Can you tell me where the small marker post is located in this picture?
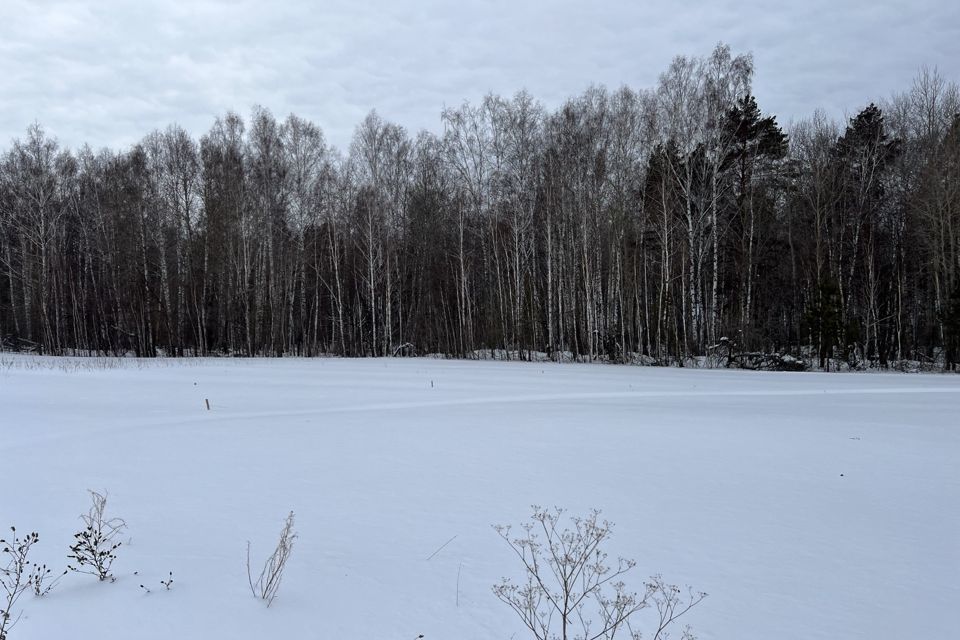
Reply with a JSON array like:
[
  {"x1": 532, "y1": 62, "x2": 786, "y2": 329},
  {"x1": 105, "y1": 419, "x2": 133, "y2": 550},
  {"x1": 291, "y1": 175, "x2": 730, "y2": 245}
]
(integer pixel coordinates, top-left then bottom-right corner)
[{"x1": 205, "y1": 398, "x2": 210, "y2": 411}]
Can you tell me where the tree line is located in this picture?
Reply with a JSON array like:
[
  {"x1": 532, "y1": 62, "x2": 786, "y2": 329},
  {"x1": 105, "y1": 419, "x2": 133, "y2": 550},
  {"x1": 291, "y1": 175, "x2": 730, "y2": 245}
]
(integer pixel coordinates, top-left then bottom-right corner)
[{"x1": 2, "y1": 45, "x2": 959, "y2": 369}]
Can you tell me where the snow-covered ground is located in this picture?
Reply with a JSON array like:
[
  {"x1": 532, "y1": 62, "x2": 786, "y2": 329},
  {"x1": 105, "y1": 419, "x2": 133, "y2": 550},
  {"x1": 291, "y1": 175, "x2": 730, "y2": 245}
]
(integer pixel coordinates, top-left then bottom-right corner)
[{"x1": 1, "y1": 356, "x2": 957, "y2": 640}]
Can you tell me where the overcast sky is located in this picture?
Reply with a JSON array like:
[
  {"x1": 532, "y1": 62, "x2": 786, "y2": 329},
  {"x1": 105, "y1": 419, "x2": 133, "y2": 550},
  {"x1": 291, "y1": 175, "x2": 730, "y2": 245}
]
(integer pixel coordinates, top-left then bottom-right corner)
[{"x1": 2, "y1": 0, "x2": 958, "y2": 152}]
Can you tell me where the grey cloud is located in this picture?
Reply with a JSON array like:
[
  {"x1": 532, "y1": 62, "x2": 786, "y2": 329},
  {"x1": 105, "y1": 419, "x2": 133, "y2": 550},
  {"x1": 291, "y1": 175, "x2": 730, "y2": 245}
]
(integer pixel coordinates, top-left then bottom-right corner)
[{"x1": 2, "y1": 0, "x2": 957, "y2": 152}]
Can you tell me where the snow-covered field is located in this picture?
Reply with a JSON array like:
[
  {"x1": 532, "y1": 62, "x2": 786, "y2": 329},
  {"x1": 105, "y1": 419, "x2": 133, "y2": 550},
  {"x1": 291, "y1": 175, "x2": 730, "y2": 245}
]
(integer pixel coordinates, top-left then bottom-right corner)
[{"x1": 1, "y1": 356, "x2": 958, "y2": 640}]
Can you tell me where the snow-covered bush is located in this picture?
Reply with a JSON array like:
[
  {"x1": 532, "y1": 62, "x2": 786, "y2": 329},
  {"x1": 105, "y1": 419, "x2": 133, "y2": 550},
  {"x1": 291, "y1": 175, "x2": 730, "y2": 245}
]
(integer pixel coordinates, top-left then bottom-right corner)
[
  {"x1": 493, "y1": 507, "x2": 706, "y2": 640},
  {"x1": 67, "y1": 491, "x2": 127, "y2": 582}
]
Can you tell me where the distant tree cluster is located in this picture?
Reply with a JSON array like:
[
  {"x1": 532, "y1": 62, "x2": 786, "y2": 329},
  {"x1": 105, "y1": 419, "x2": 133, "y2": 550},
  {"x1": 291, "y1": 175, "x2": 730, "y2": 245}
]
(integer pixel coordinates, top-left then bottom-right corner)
[{"x1": 1, "y1": 45, "x2": 958, "y2": 368}]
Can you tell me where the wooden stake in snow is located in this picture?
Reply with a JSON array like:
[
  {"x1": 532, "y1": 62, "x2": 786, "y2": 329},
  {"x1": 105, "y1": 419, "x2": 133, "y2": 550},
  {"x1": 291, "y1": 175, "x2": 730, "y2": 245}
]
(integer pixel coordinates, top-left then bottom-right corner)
[{"x1": 205, "y1": 399, "x2": 210, "y2": 411}]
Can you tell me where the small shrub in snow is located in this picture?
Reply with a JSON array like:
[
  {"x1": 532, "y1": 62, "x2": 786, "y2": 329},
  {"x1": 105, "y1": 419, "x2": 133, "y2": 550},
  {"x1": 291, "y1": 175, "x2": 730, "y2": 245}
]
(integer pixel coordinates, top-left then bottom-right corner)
[
  {"x1": 67, "y1": 490, "x2": 127, "y2": 582},
  {"x1": 138, "y1": 571, "x2": 173, "y2": 595},
  {"x1": 161, "y1": 571, "x2": 174, "y2": 590},
  {"x1": 1, "y1": 527, "x2": 38, "y2": 640},
  {"x1": 493, "y1": 507, "x2": 706, "y2": 640},
  {"x1": 28, "y1": 562, "x2": 66, "y2": 597},
  {"x1": 247, "y1": 511, "x2": 297, "y2": 606}
]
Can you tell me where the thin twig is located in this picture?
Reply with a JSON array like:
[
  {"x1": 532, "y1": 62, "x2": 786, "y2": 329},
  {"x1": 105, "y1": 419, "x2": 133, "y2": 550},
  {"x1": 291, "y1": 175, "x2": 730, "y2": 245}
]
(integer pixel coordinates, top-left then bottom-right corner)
[{"x1": 425, "y1": 535, "x2": 458, "y2": 561}]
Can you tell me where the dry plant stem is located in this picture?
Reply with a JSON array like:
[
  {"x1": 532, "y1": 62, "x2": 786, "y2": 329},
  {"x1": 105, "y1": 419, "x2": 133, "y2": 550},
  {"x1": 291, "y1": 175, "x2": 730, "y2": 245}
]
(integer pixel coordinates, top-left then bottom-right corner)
[
  {"x1": 493, "y1": 507, "x2": 707, "y2": 640},
  {"x1": 67, "y1": 490, "x2": 127, "y2": 581},
  {"x1": 161, "y1": 572, "x2": 174, "y2": 590},
  {"x1": 247, "y1": 511, "x2": 297, "y2": 607},
  {"x1": 29, "y1": 563, "x2": 67, "y2": 597},
  {"x1": 1, "y1": 528, "x2": 38, "y2": 640},
  {"x1": 646, "y1": 576, "x2": 708, "y2": 640}
]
